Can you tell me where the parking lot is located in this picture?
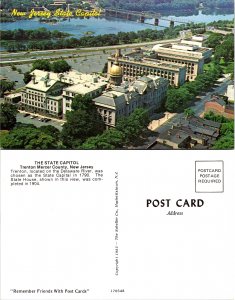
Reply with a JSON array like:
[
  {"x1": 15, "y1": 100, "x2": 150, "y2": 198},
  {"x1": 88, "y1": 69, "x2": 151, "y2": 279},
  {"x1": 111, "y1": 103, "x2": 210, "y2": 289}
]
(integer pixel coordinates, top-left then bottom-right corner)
[{"x1": 17, "y1": 111, "x2": 65, "y2": 131}]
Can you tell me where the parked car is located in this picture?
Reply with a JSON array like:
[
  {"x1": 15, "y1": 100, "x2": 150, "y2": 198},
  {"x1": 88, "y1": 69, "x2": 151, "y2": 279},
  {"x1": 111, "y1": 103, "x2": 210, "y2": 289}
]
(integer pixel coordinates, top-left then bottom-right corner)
[{"x1": 23, "y1": 113, "x2": 30, "y2": 117}]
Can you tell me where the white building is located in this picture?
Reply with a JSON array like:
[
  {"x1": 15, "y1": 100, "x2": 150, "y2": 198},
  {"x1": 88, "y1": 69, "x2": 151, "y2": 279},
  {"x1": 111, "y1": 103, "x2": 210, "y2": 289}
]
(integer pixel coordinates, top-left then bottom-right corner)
[
  {"x1": 21, "y1": 70, "x2": 65, "y2": 117},
  {"x1": 62, "y1": 72, "x2": 107, "y2": 117},
  {"x1": 152, "y1": 42, "x2": 212, "y2": 81},
  {"x1": 4, "y1": 92, "x2": 21, "y2": 104},
  {"x1": 20, "y1": 69, "x2": 107, "y2": 118},
  {"x1": 93, "y1": 75, "x2": 168, "y2": 127}
]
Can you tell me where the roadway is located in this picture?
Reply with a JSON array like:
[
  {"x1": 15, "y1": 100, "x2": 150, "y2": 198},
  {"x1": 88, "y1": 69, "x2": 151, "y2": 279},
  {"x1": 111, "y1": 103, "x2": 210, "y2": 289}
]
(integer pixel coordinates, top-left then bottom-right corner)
[
  {"x1": 0, "y1": 38, "x2": 180, "y2": 64},
  {"x1": 209, "y1": 28, "x2": 234, "y2": 35}
]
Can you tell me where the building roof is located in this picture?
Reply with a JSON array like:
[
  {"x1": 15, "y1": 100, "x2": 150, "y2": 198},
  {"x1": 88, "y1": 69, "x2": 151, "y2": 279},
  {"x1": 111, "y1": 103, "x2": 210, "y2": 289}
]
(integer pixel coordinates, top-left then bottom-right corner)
[
  {"x1": 64, "y1": 81, "x2": 107, "y2": 94},
  {"x1": 155, "y1": 43, "x2": 211, "y2": 53},
  {"x1": 28, "y1": 69, "x2": 107, "y2": 94},
  {"x1": 47, "y1": 95, "x2": 63, "y2": 101},
  {"x1": 152, "y1": 43, "x2": 212, "y2": 59},
  {"x1": 189, "y1": 124, "x2": 218, "y2": 137},
  {"x1": 192, "y1": 34, "x2": 209, "y2": 41},
  {"x1": 26, "y1": 76, "x2": 60, "y2": 92},
  {"x1": 31, "y1": 69, "x2": 107, "y2": 86},
  {"x1": 93, "y1": 75, "x2": 167, "y2": 109},
  {"x1": 192, "y1": 144, "x2": 209, "y2": 149},
  {"x1": 158, "y1": 128, "x2": 190, "y2": 145},
  {"x1": 188, "y1": 116, "x2": 221, "y2": 129},
  {"x1": 110, "y1": 53, "x2": 186, "y2": 71},
  {"x1": 4, "y1": 92, "x2": 21, "y2": 98},
  {"x1": 93, "y1": 91, "x2": 127, "y2": 109}
]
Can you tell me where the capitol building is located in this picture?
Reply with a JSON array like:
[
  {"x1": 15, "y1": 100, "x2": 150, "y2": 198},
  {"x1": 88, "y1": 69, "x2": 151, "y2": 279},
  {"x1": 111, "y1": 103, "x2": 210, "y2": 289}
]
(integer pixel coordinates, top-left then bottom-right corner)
[{"x1": 19, "y1": 61, "x2": 168, "y2": 128}]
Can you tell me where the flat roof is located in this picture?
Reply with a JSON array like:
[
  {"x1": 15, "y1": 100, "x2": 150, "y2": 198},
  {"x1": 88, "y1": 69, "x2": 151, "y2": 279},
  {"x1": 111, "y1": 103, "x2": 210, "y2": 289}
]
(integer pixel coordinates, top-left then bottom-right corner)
[
  {"x1": 159, "y1": 43, "x2": 211, "y2": 53},
  {"x1": 31, "y1": 69, "x2": 107, "y2": 86},
  {"x1": 64, "y1": 81, "x2": 107, "y2": 94},
  {"x1": 4, "y1": 92, "x2": 21, "y2": 98},
  {"x1": 158, "y1": 128, "x2": 190, "y2": 144},
  {"x1": 109, "y1": 56, "x2": 185, "y2": 71},
  {"x1": 188, "y1": 116, "x2": 221, "y2": 129}
]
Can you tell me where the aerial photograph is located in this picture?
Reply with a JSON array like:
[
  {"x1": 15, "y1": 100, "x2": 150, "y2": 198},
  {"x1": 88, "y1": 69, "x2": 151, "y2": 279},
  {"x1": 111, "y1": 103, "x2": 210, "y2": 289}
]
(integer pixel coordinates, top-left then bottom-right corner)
[{"x1": 0, "y1": 0, "x2": 234, "y2": 149}]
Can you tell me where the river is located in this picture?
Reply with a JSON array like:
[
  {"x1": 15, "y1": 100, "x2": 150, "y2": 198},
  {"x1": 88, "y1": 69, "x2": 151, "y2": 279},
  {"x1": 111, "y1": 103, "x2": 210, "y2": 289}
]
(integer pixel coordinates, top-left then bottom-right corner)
[{"x1": 0, "y1": 9, "x2": 233, "y2": 38}]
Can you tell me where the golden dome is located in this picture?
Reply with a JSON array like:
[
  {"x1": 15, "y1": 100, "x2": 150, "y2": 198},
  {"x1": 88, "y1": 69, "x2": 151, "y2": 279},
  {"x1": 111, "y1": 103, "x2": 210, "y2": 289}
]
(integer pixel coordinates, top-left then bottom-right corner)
[{"x1": 110, "y1": 63, "x2": 122, "y2": 76}]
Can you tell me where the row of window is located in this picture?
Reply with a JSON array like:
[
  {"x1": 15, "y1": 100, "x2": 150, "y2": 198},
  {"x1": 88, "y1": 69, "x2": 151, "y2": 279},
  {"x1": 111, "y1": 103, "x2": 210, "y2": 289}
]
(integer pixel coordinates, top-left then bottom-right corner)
[
  {"x1": 64, "y1": 89, "x2": 102, "y2": 98},
  {"x1": 23, "y1": 97, "x2": 57, "y2": 106},
  {"x1": 23, "y1": 101, "x2": 44, "y2": 108},
  {"x1": 120, "y1": 65, "x2": 176, "y2": 76},
  {"x1": 25, "y1": 95, "x2": 45, "y2": 101},
  {"x1": 102, "y1": 116, "x2": 112, "y2": 124},
  {"x1": 26, "y1": 90, "x2": 44, "y2": 96},
  {"x1": 123, "y1": 69, "x2": 175, "y2": 76}
]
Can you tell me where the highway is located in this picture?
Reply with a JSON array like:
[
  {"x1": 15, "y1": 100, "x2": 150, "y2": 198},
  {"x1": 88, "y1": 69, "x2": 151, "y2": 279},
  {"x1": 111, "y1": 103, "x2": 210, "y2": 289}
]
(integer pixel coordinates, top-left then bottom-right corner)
[{"x1": 0, "y1": 38, "x2": 180, "y2": 64}]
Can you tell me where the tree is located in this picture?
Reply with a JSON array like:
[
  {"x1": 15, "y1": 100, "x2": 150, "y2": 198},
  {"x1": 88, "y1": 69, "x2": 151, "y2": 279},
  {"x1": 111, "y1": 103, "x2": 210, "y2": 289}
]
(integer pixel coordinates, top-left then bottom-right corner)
[
  {"x1": 220, "y1": 121, "x2": 234, "y2": 136},
  {"x1": 51, "y1": 60, "x2": 71, "y2": 73},
  {"x1": 71, "y1": 94, "x2": 94, "y2": 111},
  {"x1": 1, "y1": 125, "x2": 59, "y2": 149},
  {"x1": 204, "y1": 111, "x2": 228, "y2": 123},
  {"x1": 204, "y1": 112, "x2": 234, "y2": 149},
  {"x1": 40, "y1": 125, "x2": 60, "y2": 139},
  {"x1": 61, "y1": 94, "x2": 105, "y2": 148},
  {"x1": 31, "y1": 59, "x2": 51, "y2": 71},
  {"x1": 213, "y1": 134, "x2": 234, "y2": 149},
  {"x1": 165, "y1": 87, "x2": 192, "y2": 112},
  {"x1": 0, "y1": 103, "x2": 17, "y2": 130},
  {"x1": 214, "y1": 34, "x2": 234, "y2": 63},
  {"x1": 0, "y1": 80, "x2": 15, "y2": 97},
  {"x1": 81, "y1": 128, "x2": 125, "y2": 149},
  {"x1": 184, "y1": 108, "x2": 195, "y2": 118},
  {"x1": 116, "y1": 108, "x2": 149, "y2": 143},
  {"x1": 205, "y1": 33, "x2": 224, "y2": 48},
  {"x1": 184, "y1": 80, "x2": 203, "y2": 96}
]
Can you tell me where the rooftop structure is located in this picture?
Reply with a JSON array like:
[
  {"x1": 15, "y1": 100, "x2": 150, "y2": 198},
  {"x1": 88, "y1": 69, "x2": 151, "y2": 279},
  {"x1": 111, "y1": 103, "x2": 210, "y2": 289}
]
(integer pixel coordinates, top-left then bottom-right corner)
[
  {"x1": 192, "y1": 34, "x2": 209, "y2": 42},
  {"x1": 180, "y1": 35, "x2": 209, "y2": 47}
]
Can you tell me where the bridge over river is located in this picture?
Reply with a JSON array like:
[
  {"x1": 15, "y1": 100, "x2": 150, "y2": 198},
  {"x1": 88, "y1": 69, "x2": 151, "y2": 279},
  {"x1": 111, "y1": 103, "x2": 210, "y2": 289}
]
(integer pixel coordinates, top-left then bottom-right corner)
[{"x1": 104, "y1": 8, "x2": 194, "y2": 27}]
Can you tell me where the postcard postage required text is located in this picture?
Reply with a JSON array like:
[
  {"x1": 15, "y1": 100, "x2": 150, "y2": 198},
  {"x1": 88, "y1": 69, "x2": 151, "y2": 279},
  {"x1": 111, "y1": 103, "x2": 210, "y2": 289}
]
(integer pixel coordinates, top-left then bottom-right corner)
[{"x1": 195, "y1": 160, "x2": 224, "y2": 193}]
